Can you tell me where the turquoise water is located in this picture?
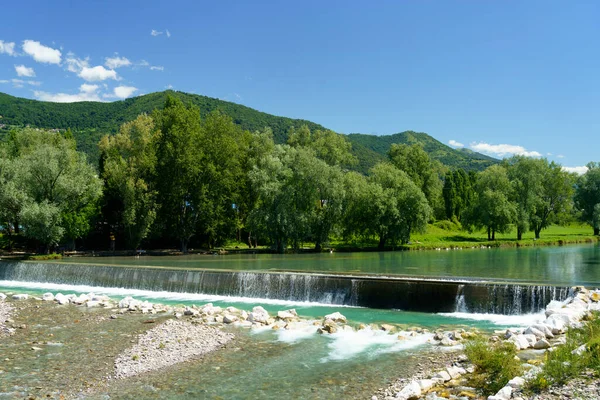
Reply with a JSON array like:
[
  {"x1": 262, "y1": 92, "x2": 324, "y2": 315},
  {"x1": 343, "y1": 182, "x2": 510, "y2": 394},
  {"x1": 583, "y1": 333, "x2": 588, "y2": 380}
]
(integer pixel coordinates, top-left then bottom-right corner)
[{"x1": 43, "y1": 243, "x2": 600, "y2": 285}]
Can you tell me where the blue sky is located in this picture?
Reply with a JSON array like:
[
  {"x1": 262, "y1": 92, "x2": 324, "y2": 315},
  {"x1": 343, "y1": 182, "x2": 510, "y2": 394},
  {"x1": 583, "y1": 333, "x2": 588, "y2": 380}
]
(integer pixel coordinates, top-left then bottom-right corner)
[{"x1": 0, "y1": 1, "x2": 598, "y2": 172}]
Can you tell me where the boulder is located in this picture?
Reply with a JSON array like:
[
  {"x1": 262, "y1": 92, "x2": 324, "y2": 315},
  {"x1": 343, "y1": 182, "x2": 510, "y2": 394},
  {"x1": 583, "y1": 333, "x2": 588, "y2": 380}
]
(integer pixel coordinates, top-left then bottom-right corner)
[
  {"x1": 533, "y1": 339, "x2": 551, "y2": 349},
  {"x1": 508, "y1": 334, "x2": 530, "y2": 350},
  {"x1": 118, "y1": 296, "x2": 134, "y2": 308},
  {"x1": 488, "y1": 386, "x2": 512, "y2": 400},
  {"x1": 223, "y1": 314, "x2": 238, "y2": 324},
  {"x1": 183, "y1": 306, "x2": 199, "y2": 316},
  {"x1": 507, "y1": 376, "x2": 526, "y2": 389},
  {"x1": 523, "y1": 334, "x2": 537, "y2": 347},
  {"x1": 395, "y1": 380, "x2": 421, "y2": 400},
  {"x1": 226, "y1": 306, "x2": 239, "y2": 314},
  {"x1": 71, "y1": 294, "x2": 89, "y2": 305},
  {"x1": 277, "y1": 310, "x2": 297, "y2": 321},
  {"x1": 12, "y1": 294, "x2": 28, "y2": 300},
  {"x1": 523, "y1": 326, "x2": 545, "y2": 340},
  {"x1": 432, "y1": 370, "x2": 452, "y2": 382},
  {"x1": 42, "y1": 293, "x2": 55, "y2": 301},
  {"x1": 381, "y1": 324, "x2": 396, "y2": 332},
  {"x1": 55, "y1": 293, "x2": 69, "y2": 305},
  {"x1": 0, "y1": 293, "x2": 6, "y2": 300},
  {"x1": 447, "y1": 366, "x2": 466, "y2": 379},
  {"x1": 440, "y1": 337, "x2": 457, "y2": 346},
  {"x1": 324, "y1": 312, "x2": 346, "y2": 323},
  {"x1": 248, "y1": 306, "x2": 270, "y2": 324},
  {"x1": 531, "y1": 324, "x2": 554, "y2": 339},
  {"x1": 86, "y1": 300, "x2": 101, "y2": 308},
  {"x1": 418, "y1": 379, "x2": 435, "y2": 392}
]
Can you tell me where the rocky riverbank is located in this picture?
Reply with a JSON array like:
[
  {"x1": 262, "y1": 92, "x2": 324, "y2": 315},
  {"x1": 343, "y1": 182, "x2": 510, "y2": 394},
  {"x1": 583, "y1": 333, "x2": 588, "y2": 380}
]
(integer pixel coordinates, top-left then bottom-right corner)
[
  {"x1": 114, "y1": 318, "x2": 234, "y2": 378},
  {"x1": 0, "y1": 293, "x2": 15, "y2": 337},
  {"x1": 375, "y1": 286, "x2": 600, "y2": 400}
]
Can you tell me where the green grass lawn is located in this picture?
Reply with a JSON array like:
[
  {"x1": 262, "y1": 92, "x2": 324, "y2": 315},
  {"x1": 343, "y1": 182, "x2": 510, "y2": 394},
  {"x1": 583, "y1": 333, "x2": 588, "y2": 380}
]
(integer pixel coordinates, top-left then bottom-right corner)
[{"x1": 408, "y1": 223, "x2": 597, "y2": 250}]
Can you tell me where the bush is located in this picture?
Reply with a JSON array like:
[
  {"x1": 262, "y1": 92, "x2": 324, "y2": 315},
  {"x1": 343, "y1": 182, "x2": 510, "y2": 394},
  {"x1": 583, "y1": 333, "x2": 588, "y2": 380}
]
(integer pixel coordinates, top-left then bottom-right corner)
[
  {"x1": 433, "y1": 219, "x2": 461, "y2": 231},
  {"x1": 28, "y1": 253, "x2": 63, "y2": 260},
  {"x1": 465, "y1": 339, "x2": 522, "y2": 395}
]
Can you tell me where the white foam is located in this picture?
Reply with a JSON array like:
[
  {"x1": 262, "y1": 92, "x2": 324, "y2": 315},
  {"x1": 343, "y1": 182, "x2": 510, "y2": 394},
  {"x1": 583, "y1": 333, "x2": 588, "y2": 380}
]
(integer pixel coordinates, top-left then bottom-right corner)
[
  {"x1": 275, "y1": 323, "x2": 319, "y2": 344},
  {"x1": 321, "y1": 328, "x2": 432, "y2": 362},
  {"x1": 438, "y1": 311, "x2": 546, "y2": 326},
  {"x1": 0, "y1": 280, "x2": 358, "y2": 308}
]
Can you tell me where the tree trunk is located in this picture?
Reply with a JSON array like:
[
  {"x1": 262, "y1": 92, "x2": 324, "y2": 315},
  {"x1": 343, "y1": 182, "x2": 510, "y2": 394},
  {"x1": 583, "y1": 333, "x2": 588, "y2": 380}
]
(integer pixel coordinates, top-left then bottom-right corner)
[
  {"x1": 595, "y1": 227, "x2": 599, "y2": 236},
  {"x1": 535, "y1": 228, "x2": 541, "y2": 239},
  {"x1": 378, "y1": 235, "x2": 386, "y2": 251},
  {"x1": 487, "y1": 226, "x2": 491, "y2": 241},
  {"x1": 517, "y1": 229, "x2": 522, "y2": 241},
  {"x1": 180, "y1": 239, "x2": 188, "y2": 254},
  {"x1": 492, "y1": 229, "x2": 496, "y2": 241},
  {"x1": 315, "y1": 240, "x2": 322, "y2": 252},
  {"x1": 247, "y1": 232, "x2": 253, "y2": 248}
]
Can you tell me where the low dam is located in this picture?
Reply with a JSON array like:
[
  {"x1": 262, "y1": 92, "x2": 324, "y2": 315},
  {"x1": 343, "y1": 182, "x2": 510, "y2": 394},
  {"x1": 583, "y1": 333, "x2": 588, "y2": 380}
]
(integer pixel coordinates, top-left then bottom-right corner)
[{"x1": 0, "y1": 261, "x2": 573, "y2": 314}]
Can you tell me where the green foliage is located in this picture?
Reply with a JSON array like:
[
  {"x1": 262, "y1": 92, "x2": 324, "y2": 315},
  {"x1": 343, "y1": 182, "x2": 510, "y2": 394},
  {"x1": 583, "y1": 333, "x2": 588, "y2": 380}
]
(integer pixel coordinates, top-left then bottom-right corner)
[
  {"x1": 464, "y1": 165, "x2": 516, "y2": 240},
  {"x1": 575, "y1": 162, "x2": 600, "y2": 235},
  {"x1": 465, "y1": 338, "x2": 522, "y2": 395},
  {"x1": 288, "y1": 125, "x2": 357, "y2": 167},
  {"x1": 28, "y1": 253, "x2": 63, "y2": 260},
  {"x1": 443, "y1": 169, "x2": 476, "y2": 221},
  {"x1": 343, "y1": 163, "x2": 431, "y2": 250},
  {"x1": 0, "y1": 91, "x2": 497, "y2": 174}
]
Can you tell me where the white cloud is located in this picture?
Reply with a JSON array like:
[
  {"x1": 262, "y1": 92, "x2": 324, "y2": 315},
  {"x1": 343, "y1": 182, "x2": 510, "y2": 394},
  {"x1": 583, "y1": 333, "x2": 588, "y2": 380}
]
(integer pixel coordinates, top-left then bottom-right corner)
[
  {"x1": 0, "y1": 40, "x2": 16, "y2": 56},
  {"x1": 22, "y1": 40, "x2": 62, "y2": 64},
  {"x1": 469, "y1": 142, "x2": 542, "y2": 158},
  {"x1": 113, "y1": 85, "x2": 137, "y2": 99},
  {"x1": 11, "y1": 79, "x2": 24, "y2": 88},
  {"x1": 165, "y1": 84, "x2": 173, "y2": 89},
  {"x1": 150, "y1": 65, "x2": 164, "y2": 71},
  {"x1": 151, "y1": 29, "x2": 163, "y2": 36},
  {"x1": 547, "y1": 152, "x2": 552, "y2": 156},
  {"x1": 65, "y1": 53, "x2": 89, "y2": 73},
  {"x1": 25, "y1": 80, "x2": 41, "y2": 86},
  {"x1": 138, "y1": 60, "x2": 150, "y2": 67},
  {"x1": 105, "y1": 56, "x2": 131, "y2": 69},
  {"x1": 448, "y1": 140, "x2": 464, "y2": 148},
  {"x1": 557, "y1": 154, "x2": 565, "y2": 159},
  {"x1": 15, "y1": 64, "x2": 35, "y2": 77},
  {"x1": 166, "y1": 29, "x2": 171, "y2": 38},
  {"x1": 79, "y1": 65, "x2": 118, "y2": 82},
  {"x1": 562, "y1": 166, "x2": 588, "y2": 175},
  {"x1": 80, "y1": 83, "x2": 99, "y2": 93},
  {"x1": 34, "y1": 84, "x2": 103, "y2": 103},
  {"x1": 0, "y1": 80, "x2": 9, "y2": 84}
]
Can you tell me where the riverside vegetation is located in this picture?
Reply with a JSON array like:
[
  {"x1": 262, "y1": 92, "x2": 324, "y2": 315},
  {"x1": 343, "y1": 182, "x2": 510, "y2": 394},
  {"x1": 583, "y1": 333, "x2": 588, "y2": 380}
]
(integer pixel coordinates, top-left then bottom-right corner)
[{"x1": 1, "y1": 94, "x2": 600, "y2": 255}]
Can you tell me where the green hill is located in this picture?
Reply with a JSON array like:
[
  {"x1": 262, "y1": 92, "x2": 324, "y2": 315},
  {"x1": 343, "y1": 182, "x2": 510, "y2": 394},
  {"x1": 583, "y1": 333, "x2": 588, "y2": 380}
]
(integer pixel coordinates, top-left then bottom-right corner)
[{"x1": 0, "y1": 91, "x2": 497, "y2": 172}]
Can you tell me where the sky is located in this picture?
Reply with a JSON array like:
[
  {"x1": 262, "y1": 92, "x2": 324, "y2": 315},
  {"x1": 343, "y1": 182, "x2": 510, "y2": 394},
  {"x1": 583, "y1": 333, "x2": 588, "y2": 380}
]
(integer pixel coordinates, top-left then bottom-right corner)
[{"x1": 0, "y1": 1, "x2": 598, "y2": 173}]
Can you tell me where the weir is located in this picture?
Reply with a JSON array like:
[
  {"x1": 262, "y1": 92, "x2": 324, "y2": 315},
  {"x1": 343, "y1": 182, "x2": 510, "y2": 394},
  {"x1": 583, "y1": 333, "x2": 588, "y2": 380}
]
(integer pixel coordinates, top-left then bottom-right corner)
[{"x1": 0, "y1": 261, "x2": 573, "y2": 314}]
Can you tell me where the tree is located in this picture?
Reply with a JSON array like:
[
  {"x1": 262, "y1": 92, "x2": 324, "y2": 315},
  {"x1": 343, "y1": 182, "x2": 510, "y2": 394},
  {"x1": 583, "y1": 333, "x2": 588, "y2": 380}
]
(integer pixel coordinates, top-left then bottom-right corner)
[
  {"x1": 465, "y1": 165, "x2": 516, "y2": 240},
  {"x1": 153, "y1": 96, "x2": 204, "y2": 253},
  {"x1": 344, "y1": 163, "x2": 431, "y2": 250},
  {"x1": 530, "y1": 162, "x2": 574, "y2": 239},
  {"x1": 2, "y1": 128, "x2": 102, "y2": 252},
  {"x1": 288, "y1": 125, "x2": 357, "y2": 167},
  {"x1": 442, "y1": 168, "x2": 475, "y2": 222},
  {"x1": 504, "y1": 156, "x2": 546, "y2": 240},
  {"x1": 99, "y1": 114, "x2": 158, "y2": 249},
  {"x1": 388, "y1": 143, "x2": 443, "y2": 218},
  {"x1": 575, "y1": 163, "x2": 600, "y2": 235}
]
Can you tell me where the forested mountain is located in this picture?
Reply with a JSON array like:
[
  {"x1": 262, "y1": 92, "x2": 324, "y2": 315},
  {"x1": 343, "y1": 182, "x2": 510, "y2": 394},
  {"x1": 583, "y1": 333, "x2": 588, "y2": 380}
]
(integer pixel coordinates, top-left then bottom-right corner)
[{"x1": 0, "y1": 90, "x2": 497, "y2": 172}]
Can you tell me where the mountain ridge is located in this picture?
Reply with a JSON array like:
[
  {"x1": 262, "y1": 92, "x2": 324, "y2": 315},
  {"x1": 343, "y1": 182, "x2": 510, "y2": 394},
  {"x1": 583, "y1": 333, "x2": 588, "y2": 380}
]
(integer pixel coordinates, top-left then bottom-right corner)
[{"x1": 0, "y1": 90, "x2": 497, "y2": 172}]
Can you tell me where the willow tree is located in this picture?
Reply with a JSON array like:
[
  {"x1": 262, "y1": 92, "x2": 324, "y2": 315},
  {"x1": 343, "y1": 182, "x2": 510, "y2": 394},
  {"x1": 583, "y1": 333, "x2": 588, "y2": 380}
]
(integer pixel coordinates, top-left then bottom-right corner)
[
  {"x1": 575, "y1": 162, "x2": 600, "y2": 235},
  {"x1": 344, "y1": 163, "x2": 431, "y2": 250},
  {"x1": 465, "y1": 165, "x2": 515, "y2": 240},
  {"x1": 2, "y1": 128, "x2": 102, "y2": 252}
]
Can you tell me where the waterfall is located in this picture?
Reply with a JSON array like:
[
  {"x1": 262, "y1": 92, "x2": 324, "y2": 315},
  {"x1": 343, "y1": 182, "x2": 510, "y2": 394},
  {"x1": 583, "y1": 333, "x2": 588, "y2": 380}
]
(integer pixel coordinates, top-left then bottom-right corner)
[{"x1": 0, "y1": 261, "x2": 574, "y2": 314}]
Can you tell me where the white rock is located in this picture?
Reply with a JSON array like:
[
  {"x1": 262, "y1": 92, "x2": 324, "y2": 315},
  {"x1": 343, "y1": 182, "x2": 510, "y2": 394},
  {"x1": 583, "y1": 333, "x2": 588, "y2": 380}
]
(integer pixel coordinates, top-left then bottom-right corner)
[
  {"x1": 42, "y1": 293, "x2": 54, "y2": 301},
  {"x1": 183, "y1": 306, "x2": 198, "y2": 316},
  {"x1": 531, "y1": 323, "x2": 554, "y2": 339},
  {"x1": 572, "y1": 344, "x2": 586, "y2": 355},
  {"x1": 508, "y1": 334, "x2": 530, "y2": 350},
  {"x1": 86, "y1": 300, "x2": 101, "y2": 308},
  {"x1": 118, "y1": 296, "x2": 134, "y2": 309},
  {"x1": 277, "y1": 310, "x2": 297, "y2": 320},
  {"x1": 248, "y1": 306, "x2": 270, "y2": 324},
  {"x1": 72, "y1": 294, "x2": 89, "y2": 305},
  {"x1": 440, "y1": 337, "x2": 457, "y2": 346},
  {"x1": 447, "y1": 366, "x2": 466, "y2": 379},
  {"x1": 226, "y1": 306, "x2": 239, "y2": 314},
  {"x1": 418, "y1": 379, "x2": 435, "y2": 391},
  {"x1": 55, "y1": 293, "x2": 69, "y2": 305},
  {"x1": 432, "y1": 370, "x2": 451, "y2": 382},
  {"x1": 12, "y1": 294, "x2": 28, "y2": 300},
  {"x1": 223, "y1": 314, "x2": 238, "y2": 324},
  {"x1": 533, "y1": 339, "x2": 551, "y2": 349},
  {"x1": 395, "y1": 380, "x2": 421, "y2": 400},
  {"x1": 523, "y1": 334, "x2": 537, "y2": 347},
  {"x1": 324, "y1": 312, "x2": 346, "y2": 323},
  {"x1": 490, "y1": 386, "x2": 512, "y2": 400},
  {"x1": 523, "y1": 326, "x2": 545, "y2": 340},
  {"x1": 507, "y1": 376, "x2": 526, "y2": 389},
  {"x1": 0, "y1": 293, "x2": 6, "y2": 300}
]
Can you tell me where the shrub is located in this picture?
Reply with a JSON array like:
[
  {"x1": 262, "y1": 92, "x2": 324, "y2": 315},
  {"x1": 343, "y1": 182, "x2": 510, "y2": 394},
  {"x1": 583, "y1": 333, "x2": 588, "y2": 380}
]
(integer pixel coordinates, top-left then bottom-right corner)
[{"x1": 465, "y1": 339, "x2": 522, "y2": 395}]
